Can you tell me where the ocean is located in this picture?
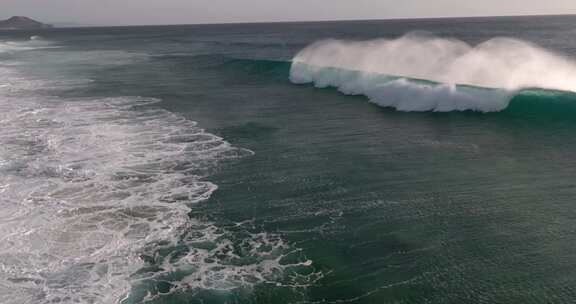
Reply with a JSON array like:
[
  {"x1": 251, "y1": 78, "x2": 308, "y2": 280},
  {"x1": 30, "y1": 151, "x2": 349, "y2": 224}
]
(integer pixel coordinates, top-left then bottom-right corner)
[{"x1": 2, "y1": 15, "x2": 576, "y2": 304}]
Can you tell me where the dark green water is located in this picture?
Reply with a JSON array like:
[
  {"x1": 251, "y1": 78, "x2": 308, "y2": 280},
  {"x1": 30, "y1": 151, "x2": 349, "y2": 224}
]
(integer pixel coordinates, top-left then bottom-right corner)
[{"x1": 2, "y1": 15, "x2": 576, "y2": 304}]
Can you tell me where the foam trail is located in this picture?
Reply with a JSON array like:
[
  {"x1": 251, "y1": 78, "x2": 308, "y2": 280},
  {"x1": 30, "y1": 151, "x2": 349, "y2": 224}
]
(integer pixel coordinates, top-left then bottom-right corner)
[
  {"x1": 290, "y1": 33, "x2": 576, "y2": 112},
  {"x1": 0, "y1": 38, "x2": 319, "y2": 304}
]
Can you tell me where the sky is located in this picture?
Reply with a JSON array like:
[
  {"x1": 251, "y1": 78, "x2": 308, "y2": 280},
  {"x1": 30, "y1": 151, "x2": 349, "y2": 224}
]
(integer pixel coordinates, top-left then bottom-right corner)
[{"x1": 2, "y1": 0, "x2": 576, "y2": 25}]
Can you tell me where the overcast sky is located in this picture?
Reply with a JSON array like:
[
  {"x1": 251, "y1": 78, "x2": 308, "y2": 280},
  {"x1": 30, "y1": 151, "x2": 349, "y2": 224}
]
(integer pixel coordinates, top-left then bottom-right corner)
[{"x1": 2, "y1": 0, "x2": 576, "y2": 25}]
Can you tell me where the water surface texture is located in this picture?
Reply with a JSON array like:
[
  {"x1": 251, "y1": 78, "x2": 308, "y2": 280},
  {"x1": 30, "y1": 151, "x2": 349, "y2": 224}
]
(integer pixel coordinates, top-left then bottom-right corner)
[{"x1": 2, "y1": 15, "x2": 576, "y2": 303}]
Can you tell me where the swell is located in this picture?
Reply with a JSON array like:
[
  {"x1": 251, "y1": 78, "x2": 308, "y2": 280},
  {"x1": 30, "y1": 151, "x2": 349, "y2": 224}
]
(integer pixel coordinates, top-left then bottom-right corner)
[
  {"x1": 152, "y1": 53, "x2": 292, "y2": 76},
  {"x1": 506, "y1": 89, "x2": 576, "y2": 119}
]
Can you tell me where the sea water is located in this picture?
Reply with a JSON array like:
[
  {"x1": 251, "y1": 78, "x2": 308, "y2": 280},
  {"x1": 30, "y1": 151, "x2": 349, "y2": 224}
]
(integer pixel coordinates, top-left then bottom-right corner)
[{"x1": 2, "y1": 15, "x2": 576, "y2": 303}]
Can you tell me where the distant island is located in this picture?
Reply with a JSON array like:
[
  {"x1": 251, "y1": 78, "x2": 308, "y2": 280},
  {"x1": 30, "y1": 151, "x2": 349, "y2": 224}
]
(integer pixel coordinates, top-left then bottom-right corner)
[{"x1": 0, "y1": 16, "x2": 53, "y2": 30}]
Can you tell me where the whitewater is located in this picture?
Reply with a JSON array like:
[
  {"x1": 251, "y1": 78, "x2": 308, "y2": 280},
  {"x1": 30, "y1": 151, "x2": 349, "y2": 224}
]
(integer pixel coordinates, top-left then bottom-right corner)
[
  {"x1": 0, "y1": 37, "x2": 317, "y2": 304},
  {"x1": 290, "y1": 33, "x2": 576, "y2": 112}
]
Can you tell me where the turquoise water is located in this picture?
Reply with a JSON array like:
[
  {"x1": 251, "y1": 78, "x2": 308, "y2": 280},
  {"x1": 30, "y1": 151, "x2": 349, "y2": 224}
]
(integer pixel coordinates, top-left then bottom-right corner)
[{"x1": 2, "y1": 15, "x2": 576, "y2": 303}]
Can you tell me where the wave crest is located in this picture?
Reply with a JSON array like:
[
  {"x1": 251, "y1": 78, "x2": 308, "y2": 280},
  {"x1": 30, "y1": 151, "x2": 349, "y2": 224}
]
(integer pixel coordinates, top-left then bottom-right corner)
[
  {"x1": 290, "y1": 34, "x2": 576, "y2": 113},
  {"x1": 292, "y1": 33, "x2": 576, "y2": 91}
]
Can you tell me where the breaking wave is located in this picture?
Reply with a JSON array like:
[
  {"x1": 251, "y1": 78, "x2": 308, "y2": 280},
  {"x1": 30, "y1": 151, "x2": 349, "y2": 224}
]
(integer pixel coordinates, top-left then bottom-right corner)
[{"x1": 290, "y1": 33, "x2": 576, "y2": 112}]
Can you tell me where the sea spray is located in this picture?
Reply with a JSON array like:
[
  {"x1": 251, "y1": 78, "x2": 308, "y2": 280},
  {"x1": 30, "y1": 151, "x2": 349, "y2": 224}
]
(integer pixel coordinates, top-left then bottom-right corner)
[{"x1": 290, "y1": 33, "x2": 576, "y2": 112}]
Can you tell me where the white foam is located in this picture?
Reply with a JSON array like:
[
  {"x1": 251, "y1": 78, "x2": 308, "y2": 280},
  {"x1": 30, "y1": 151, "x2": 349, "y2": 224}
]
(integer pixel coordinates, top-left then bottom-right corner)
[
  {"x1": 0, "y1": 40, "x2": 317, "y2": 303},
  {"x1": 290, "y1": 33, "x2": 576, "y2": 112},
  {"x1": 0, "y1": 93, "x2": 245, "y2": 303},
  {"x1": 0, "y1": 38, "x2": 58, "y2": 54},
  {"x1": 125, "y1": 224, "x2": 322, "y2": 302}
]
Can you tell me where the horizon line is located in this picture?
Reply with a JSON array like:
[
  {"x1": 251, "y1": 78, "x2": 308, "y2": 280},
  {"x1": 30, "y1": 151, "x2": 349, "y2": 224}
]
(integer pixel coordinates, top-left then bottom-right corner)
[
  {"x1": 67, "y1": 13, "x2": 576, "y2": 27},
  {"x1": 4, "y1": 13, "x2": 576, "y2": 29}
]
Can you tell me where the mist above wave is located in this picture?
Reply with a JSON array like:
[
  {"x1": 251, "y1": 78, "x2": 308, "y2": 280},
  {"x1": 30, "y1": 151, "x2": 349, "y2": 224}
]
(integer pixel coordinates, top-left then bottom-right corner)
[
  {"x1": 289, "y1": 33, "x2": 576, "y2": 112},
  {"x1": 291, "y1": 33, "x2": 576, "y2": 92}
]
